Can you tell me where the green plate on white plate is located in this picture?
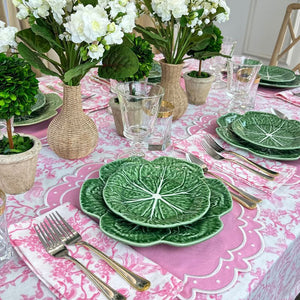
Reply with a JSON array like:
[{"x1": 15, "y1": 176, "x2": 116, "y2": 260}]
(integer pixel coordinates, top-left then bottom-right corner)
[
  {"x1": 216, "y1": 113, "x2": 300, "y2": 160},
  {"x1": 259, "y1": 75, "x2": 300, "y2": 88},
  {"x1": 14, "y1": 93, "x2": 62, "y2": 127},
  {"x1": 231, "y1": 111, "x2": 300, "y2": 150},
  {"x1": 80, "y1": 157, "x2": 232, "y2": 247},
  {"x1": 31, "y1": 91, "x2": 46, "y2": 112},
  {"x1": 259, "y1": 65, "x2": 295, "y2": 83},
  {"x1": 102, "y1": 157, "x2": 211, "y2": 228}
]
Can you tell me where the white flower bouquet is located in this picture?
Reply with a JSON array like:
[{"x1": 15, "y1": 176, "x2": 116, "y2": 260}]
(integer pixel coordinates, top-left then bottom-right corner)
[
  {"x1": 135, "y1": 0, "x2": 230, "y2": 65},
  {"x1": 12, "y1": 0, "x2": 139, "y2": 85}
]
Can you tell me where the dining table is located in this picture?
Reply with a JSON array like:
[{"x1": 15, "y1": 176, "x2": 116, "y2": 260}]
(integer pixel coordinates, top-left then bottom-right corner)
[{"x1": 0, "y1": 58, "x2": 299, "y2": 300}]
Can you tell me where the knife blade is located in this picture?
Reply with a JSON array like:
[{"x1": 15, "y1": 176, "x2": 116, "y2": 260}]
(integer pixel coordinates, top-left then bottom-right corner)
[{"x1": 186, "y1": 152, "x2": 260, "y2": 209}]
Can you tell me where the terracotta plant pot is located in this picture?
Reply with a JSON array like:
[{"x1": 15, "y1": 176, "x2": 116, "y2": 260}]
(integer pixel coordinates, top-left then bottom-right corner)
[
  {"x1": 0, "y1": 134, "x2": 42, "y2": 194},
  {"x1": 159, "y1": 60, "x2": 188, "y2": 120},
  {"x1": 183, "y1": 72, "x2": 215, "y2": 105},
  {"x1": 47, "y1": 84, "x2": 98, "y2": 159}
]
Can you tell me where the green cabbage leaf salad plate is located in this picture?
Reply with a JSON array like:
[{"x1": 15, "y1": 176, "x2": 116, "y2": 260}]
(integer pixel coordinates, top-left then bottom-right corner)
[
  {"x1": 216, "y1": 113, "x2": 300, "y2": 161},
  {"x1": 80, "y1": 157, "x2": 232, "y2": 247},
  {"x1": 259, "y1": 65, "x2": 296, "y2": 83},
  {"x1": 231, "y1": 111, "x2": 300, "y2": 150}
]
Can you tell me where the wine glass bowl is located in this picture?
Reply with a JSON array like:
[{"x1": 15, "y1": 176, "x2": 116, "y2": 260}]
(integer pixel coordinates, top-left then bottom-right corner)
[{"x1": 115, "y1": 81, "x2": 164, "y2": 158}]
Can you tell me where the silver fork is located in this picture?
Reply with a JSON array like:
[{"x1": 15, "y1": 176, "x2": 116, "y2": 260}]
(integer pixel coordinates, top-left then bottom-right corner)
[
  {"x1": 34, "y1": 220, "x2": 126, "y2": 300},
  {"x1": 271, "y1": 108, "x2": 289, "y2": 120},
  {"x1": 48, "y1": 212, "x2": 150, "y2": 292},
  {"x1": 201, "y1": 140, "x2": 275, "y2": 181},
  {"x1": 204, "y1": 134, "x2": 279, "y2": 177}
]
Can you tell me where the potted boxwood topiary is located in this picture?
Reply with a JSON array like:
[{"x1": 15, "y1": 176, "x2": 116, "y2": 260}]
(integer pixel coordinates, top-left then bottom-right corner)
[
  {"x1": 183, "y1": 25, "x2": 226, "y2": 105},
  {"x1": 0, "y1": 52, "x2": 42, "y2": 194},
  {"x1": 108, "y1": 33, "x2": 154, "y2": 136}
]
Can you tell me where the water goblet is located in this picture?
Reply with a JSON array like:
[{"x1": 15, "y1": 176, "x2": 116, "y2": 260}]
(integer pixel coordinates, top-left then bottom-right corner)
[
  {"x1": 115, "y1": 81, "x2": 164, "y2": 158},
  {"x1": 0, "y1": 189, "x2": 13, "y2": 266},
  {"x1": 226, "y1": 56, "x2": 262, "y2": 114},
  {"x1": 209, "y1": 37, "x2": 237, "y2": 89}
]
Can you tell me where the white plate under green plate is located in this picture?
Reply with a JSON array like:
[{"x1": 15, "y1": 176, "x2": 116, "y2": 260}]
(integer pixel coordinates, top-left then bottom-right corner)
[
  {"x1": 259, "y1": 65, "x2": 295, "y2": 83},
  {"x1": 14, "y1": 93, "x2": 63, "y2": 127},
  {"x1": 216, "y1": 113, "x2": 300, "y2": 160},
  {"x1": 102, "y1": 157, "x2": 211, "y2": 228},
  {"x1": 80, "y1": 157, "x2": 232, "y2": 247},
  {"x1": 231, "y1": 111, "x2": 300, "y2": 150},
  {"x1": 259, "y1": 75, "x2": 300, "y2": 88}
]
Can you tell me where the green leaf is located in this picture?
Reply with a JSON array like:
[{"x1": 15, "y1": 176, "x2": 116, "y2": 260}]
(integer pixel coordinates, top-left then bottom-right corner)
[
  {"x1": 98, "y1": 45, "x2": 139, "y2": 80},
  {"x1": 135, "y1": 25, "x2": 168, "y2": 50},
  {"x1": 31, "y1": 24, "x2": 63, "y2": 49},
  {"x1": 17, "y1": 43, "x2": 59, "y2": 77},
  {"x1": 16, "y1": 29, "x2": 51, "y2": 53},
  {"x1": 64, "y1": 61, "x2": 98, "y2": 83}
]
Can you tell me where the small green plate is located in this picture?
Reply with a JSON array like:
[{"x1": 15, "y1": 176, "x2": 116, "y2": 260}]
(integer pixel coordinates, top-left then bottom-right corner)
[
  {"x1": 80, "y1": 158, "x2": 232, "y2": 247},
  {"x1": 102, "y1": 157, "x2": 211, "y2": 228},
  {"x1": 259, "y1": 75, "x2": 300, "y2": 88},
  {"x1": 216, "y1": 113, "x2": 300, "y2": 160},
  {"x1": 14, "y1": 93, "x2": 63, "y2": 127},
  {"x1": 31, "y1": 91, "x2": 46, "y2": 112},
  {"x1": 259, "y1": 65, "x2": 295, "y2": 83},
  {"x1": 231, "y1": 111, "x2": 300, "y2": 150}
]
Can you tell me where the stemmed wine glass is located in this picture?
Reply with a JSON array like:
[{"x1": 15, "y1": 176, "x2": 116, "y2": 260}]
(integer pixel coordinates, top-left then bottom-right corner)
[
  {"x1": 115, "y1": 81, "x2": 164, "y2": 158},
  {"x1": 209, "y1": 37, "x2": 237, "y2": 89}
]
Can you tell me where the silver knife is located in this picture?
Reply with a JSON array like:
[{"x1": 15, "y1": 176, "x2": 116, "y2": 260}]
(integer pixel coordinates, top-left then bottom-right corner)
[{"x1": 186, "y1": 153, "x2": 260, "y2": 209}]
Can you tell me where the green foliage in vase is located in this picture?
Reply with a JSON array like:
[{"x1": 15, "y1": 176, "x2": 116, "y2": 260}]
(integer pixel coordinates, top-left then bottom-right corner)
[
  {"x1": 187, "y1": 24, "x2": 226, "y2": 77},
  {"x1": 0, "y1": 53, "x2": 39, "y2": 150},
  {"x1": 0, "y1": 135, "x2": 33, "y2": 155}
]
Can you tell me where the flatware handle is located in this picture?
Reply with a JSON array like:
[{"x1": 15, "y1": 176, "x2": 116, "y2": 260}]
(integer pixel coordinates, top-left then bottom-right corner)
[
  {"x1": 226, "y1": 157, "x2": 275, "y2": 180},
  {"x1": 226, "y1": 151, "x2": 279, "y2": 176},
  {"x1": 207, "y1": 170, "x2": 262, "y2": 204},
  {"x1": 230, "y1": 192, "x2": 257, "y2": 209},
  {"x1": 78, "y1": 241, "x2": 151, "y2": 291},
  {"x1": 66, "y1": 254, "x2": 126, "y2": 300}
]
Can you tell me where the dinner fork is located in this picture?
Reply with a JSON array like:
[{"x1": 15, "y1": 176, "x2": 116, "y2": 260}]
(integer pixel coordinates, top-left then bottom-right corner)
[
  {"x1": 48, "y1": 212, "x2": 150, "y2": 292},
  {"x1": 34, "y1": 220, "x2": 126, "y2": 300},
  {"x1": 204, "y1": 134, "x2": 279, "y2": 177},
  {"x1": 201, "y1": 140, "x2": 275, "y2": 181}
]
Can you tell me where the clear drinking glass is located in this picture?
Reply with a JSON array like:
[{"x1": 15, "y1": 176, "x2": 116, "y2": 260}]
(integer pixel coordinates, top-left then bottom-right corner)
[
  {"x1": 116, "y1": 81, "x2": 164, "y2": 158},
  {"x1": 226, "y1": 56, "x2": 262, "y2": 114},
  {"x1": 0, "y1": 189, "x2": 13, "y2": 266},
  {"x1": 209, "y1": 37, "x2": 237, "y2": 89}
]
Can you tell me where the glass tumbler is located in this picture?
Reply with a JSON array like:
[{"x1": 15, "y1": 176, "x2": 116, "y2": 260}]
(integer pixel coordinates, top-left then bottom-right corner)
[
  {"x1": 148, "y1": 101, "x2": 174, "y2": 151},
  {"x1": 0, "y1": 189, "x2": 13, "y2": 266}
]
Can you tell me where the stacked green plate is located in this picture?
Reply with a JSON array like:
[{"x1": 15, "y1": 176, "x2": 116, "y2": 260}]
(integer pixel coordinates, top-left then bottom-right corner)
[
  {"x1": 80, "y1": 156, "x2": 232, "y2": 247},
  {"x1": 259, "y1": 65, "x2": 300, "y2": 88},
  {"x1": 216, "y1": 112, "x2": 300, "y2": 161}
]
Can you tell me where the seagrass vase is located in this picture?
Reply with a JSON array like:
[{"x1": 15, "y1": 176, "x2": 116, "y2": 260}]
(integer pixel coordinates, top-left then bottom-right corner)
[
  {"x1": 47, "y1": 84, "x2": 98, "y2": 159},
  {"x1": 159, "y1": 60, "x2": 188, "y2": 120}
]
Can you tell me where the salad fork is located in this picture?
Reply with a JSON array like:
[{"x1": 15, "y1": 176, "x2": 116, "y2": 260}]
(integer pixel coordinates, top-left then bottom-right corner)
[
  {"x1": 34, "y1": 220, "x2": 126, "y2": 300},
  {"x1": 204, "y1": 134, "x2": 279, "y2": 177},
  {"x1": 48, "y1": 212, "x2": 150, "y2": 292},
  {"x1": 201, "y1": 140, "x2": 275, "y2": 181}
]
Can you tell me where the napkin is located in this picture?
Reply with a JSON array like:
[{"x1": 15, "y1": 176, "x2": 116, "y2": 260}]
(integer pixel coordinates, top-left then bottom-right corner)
[
  {"x1": 8, "y1": 203, "x2": 183, "y2": 300},
  {"x1": 173, "y1": 129, "x2": 297, "y2": 195},
  {"x1": 274, "y1": 87, "x2": 300, "y2": 107}
]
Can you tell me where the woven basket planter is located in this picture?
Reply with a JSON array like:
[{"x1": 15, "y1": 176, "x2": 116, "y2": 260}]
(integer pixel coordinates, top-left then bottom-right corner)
[
  {"x1": 159, "y1": 60, "x2": 188, "y2": 120},
  {"x1": 47, "y1": 85, "x2": 98, "y2": 159},
  {"x1": 0, "y1": 134, "x2": 42, "y2": 195},
  {"x1": 183, "y1": 72, "x2": 215, "y2": 105}
]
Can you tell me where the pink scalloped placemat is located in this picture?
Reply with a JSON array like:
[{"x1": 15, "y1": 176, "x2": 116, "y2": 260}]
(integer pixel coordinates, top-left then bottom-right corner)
[{"x1": 38, "y1": 162, "x2": 265, "y2": 299}]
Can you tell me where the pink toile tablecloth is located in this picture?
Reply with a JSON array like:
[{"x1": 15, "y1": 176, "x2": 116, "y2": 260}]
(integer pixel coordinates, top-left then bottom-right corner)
[{"x1": 1, "y1": 61, "x2": 300, "y2": 300}]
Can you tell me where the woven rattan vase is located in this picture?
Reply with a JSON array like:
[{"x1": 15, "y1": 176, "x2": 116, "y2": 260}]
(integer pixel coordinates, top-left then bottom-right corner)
[
  {"x1": 159, "y1": 60, "x2": 188, "y2": 120},
  {"x1": 47, "y1": 85, "x2": 98, "y2": 159}
]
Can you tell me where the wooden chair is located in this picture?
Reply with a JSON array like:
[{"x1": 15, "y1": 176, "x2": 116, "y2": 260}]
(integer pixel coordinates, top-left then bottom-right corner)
[{"x1": 270, "y1": 3, "x2": 300, "y2": 72}]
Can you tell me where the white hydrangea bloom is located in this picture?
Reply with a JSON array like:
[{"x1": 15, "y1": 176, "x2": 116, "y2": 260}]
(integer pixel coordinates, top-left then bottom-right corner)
[
  {"x1": 0, "y1": 22, "x2": 18, "y2": 53},
  {"x1": 88, "y1": 43, "x2": 105, "y2": 60},
  {"x1": 46, "y1": 0, "x2": 67, "y2": 24},
  {"x1": 64, "y1": 4, "x2": 110, "y2": 44},
  {"x1": 104, "y1": 25, "x2": 124, "y2": 45},
  {"x1": 151, "y1": 0, "x2": 188, "y2": 22}
]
